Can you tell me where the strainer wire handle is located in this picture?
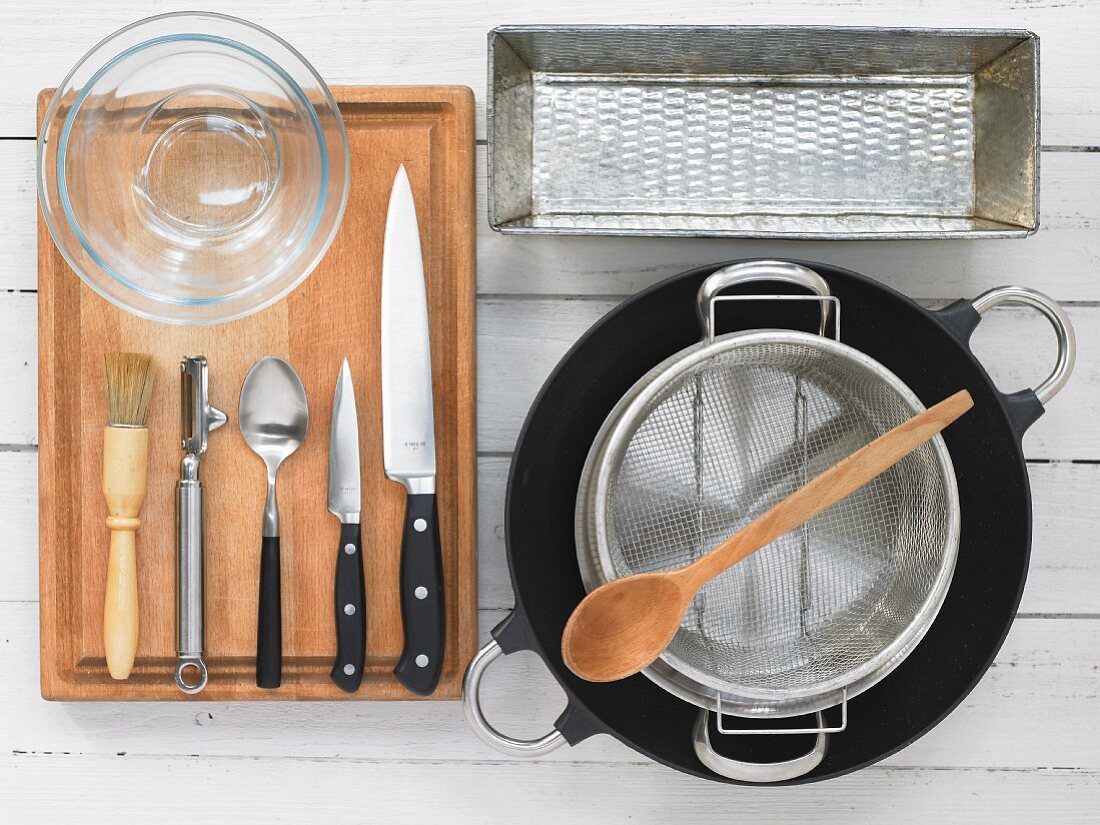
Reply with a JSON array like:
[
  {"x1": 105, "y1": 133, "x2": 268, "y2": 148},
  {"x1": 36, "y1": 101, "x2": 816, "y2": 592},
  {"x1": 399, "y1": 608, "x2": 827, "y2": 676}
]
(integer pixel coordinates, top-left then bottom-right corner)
[
  {"x1": 715, "y1": 691, "x2": 847, "y2": 735},
  {"x1": 696, "y1": 260, "x2": 834, "y2": 342}
]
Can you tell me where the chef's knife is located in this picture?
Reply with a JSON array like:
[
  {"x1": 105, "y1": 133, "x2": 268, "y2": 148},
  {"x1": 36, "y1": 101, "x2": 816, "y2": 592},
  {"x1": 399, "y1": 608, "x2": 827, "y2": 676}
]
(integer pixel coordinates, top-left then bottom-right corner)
[
  {"x1": 327, "y1": 358, "x2": 366, "y2": 693},
  {"x1": 382, "y1": 164, "x2": 444, "y2": 696}
]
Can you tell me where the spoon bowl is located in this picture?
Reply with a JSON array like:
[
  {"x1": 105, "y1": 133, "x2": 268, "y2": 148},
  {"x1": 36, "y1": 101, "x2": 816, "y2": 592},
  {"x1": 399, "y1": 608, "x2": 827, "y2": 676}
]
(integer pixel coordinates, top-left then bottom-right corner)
[
  {"x1": 561, "y1": 572, "x2": 686, "y2": 683},
  {"x1": 240, "y1": 357, "x2": 309, "y2": 478},
  {"x1": 240, "y1": 358, "x2": 310, "y2": 488}
]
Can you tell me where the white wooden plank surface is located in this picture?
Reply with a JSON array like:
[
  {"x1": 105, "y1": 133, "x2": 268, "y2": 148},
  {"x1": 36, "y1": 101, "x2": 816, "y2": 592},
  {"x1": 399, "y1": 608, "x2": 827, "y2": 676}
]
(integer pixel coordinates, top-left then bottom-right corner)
[
  {"x1": 1, "y1": 293, "x2": 1094, "y2": 456},
  {"x1": 4, "y1": 454, "x2": 1099, "y2": 615},
  {"x1": 4, "y1": 0, "x2": 1100, "y2": 143},
  {"x1": 479, "y1": 299, "x2": 1098, "y2": 458},
  {"x1": 477, "y1": 150, "x2": 1100, "y2": 299},
  {"x1": 0, "y1": 602, "x2": 1096, "y2": 770},
  {"x1": 3, "y1": 2, "x2": 1100, "y2": 821},
  {"x1": 2, "y1": 753, "x2": 1096, "y2": 825},
  {"x1": 4, "y1": 144, "x2": 1100, "y2": 299}
]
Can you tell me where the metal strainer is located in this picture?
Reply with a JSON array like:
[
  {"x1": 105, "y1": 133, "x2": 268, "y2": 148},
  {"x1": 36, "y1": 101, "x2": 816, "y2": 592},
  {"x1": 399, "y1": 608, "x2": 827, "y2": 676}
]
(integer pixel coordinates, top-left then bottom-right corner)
[{"x1": 575, "y1": 261, "x2": 960, "y2": 779}]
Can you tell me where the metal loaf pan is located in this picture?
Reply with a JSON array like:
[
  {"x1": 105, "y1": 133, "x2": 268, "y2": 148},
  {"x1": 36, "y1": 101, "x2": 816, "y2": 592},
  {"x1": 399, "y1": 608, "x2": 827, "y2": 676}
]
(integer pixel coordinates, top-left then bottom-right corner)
[{"x1": 488, "y1": 26, "x2": 1039, "y2": 239}]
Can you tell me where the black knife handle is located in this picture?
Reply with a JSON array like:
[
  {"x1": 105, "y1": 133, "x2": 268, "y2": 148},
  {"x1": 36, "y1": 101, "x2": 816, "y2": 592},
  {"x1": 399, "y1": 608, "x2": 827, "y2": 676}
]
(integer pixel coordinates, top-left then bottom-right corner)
[
  {"x1": 330, "y1": 522, "x2": 366, "y2": 693},
  {"x1": 256, "y1": 535, "x2": 281, "y2": 689},
  {"x1": 393, "y1": 493, "x2": 445, "y2": 695}
]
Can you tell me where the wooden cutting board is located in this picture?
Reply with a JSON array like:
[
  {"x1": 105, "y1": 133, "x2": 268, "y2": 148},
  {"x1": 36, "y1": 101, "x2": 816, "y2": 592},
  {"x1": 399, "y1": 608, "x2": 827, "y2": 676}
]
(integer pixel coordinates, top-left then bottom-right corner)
[{"x1": 38, "y1": 86, "x2": 477, "y2": 700}]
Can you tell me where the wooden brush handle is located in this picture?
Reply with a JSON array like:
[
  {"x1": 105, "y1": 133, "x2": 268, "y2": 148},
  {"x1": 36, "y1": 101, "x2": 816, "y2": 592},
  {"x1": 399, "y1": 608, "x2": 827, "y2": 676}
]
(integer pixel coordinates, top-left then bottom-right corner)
[
  {"x1": 685, "y1": 390, "x2": 973, "y2": 589},
  {"x1": 102, "y1": 426, "x2": 148, "y2": 680}
]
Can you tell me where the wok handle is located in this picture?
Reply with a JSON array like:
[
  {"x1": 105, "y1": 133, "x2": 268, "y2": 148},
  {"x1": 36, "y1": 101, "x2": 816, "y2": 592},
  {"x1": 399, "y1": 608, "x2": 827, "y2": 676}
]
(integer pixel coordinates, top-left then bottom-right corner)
[
  {"x1": 971, "y1": 287, "x2": 1075, "y2": 407},
  {"x1": 462, "y1": 611, "x2": 604, "y2": 758},
  {"x1": 936, "y1": 286, "x2": 1075, "y2": 435},
  {"x1": 692, "y1": 710, "x2": 828, "y2": 783},
  {"x1": 696, "y1": 260, "x2": 833, "y2": 341},
  {"x1": 462, "y1": 639, "x2": 567, "y2": 758}
]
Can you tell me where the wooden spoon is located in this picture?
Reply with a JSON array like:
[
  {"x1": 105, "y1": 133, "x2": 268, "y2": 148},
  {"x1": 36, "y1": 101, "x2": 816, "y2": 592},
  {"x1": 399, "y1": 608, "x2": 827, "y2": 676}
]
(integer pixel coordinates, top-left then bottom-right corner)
[{"x1": 562, "y1": 389, "x2": 974, "y2": 683}]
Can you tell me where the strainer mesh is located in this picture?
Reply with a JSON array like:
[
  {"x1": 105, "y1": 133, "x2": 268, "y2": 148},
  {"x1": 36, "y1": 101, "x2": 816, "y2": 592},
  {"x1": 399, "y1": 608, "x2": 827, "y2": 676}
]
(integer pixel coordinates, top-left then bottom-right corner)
[{"x1": 601, "y1": 340, "x2": 950, "y2": 695}]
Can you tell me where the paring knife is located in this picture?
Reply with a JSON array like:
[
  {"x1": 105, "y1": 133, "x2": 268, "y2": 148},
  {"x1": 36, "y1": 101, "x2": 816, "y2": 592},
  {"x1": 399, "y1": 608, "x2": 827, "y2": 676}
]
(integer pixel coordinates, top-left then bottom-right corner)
[
  {"x1": 327, "y1": 358, "x2": 366, "y2": 693},
  {"x1": 382, "y1": 164, "x2": 445, "y2": 695}
]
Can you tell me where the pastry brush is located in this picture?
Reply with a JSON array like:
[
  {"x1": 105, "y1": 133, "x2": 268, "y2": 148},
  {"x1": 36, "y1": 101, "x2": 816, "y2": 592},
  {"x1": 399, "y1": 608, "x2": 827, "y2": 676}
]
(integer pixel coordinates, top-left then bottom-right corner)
[{"x1": 103, "y1": 353, "x2": 154, "y2": 680}]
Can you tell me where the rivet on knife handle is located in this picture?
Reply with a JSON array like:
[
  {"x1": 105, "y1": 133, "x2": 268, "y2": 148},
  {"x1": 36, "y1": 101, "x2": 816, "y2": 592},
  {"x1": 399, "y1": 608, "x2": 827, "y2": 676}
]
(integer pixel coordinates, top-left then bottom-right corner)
[
  {"x1": 393, "y1": 492, "x2": 444, "y2": 695},
  {"x1": 331, "y1": 522, "x2": 366, "y2": 692}
]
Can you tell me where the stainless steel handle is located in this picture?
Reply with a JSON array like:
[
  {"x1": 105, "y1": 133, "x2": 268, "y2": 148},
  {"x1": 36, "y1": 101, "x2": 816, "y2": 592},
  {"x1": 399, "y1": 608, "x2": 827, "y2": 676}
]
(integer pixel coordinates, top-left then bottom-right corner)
[
  {"x1": 697, "y1": 260, "x2": 834, "y2": 341},
  {"x1": 714, "y1": 691, "x2": 847, "y2": 735},
  {"x1": 175, "y1": 470, "x2": 208, "y2": 694},
  {"x1": 970, "y1": 286, "x2": 1076, "y2": 407},
  {"x1": 692, "y1": 709, "x2": 828, "y2": 783},
  {"x1": 462, "y1": 639, "x2": 567, "y2": 758}
]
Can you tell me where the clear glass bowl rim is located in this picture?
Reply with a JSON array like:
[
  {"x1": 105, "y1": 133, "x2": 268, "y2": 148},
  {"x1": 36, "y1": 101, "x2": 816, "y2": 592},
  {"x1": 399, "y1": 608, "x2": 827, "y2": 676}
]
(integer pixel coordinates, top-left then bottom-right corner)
[{"x1": 37, "y1": 11, "x2": 351, "y2": 325}]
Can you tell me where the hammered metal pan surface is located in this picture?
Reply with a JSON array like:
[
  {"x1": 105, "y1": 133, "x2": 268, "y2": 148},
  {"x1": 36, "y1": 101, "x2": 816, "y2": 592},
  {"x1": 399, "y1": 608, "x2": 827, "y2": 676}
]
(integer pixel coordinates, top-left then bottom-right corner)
[{"x1": 488, "y1": 26, "x2": 1039, "y2": 239}]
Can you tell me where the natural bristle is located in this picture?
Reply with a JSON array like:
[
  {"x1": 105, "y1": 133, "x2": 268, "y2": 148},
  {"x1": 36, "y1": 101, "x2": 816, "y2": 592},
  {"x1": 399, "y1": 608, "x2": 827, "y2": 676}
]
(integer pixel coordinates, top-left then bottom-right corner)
[{"x1": 104, "y1": 353, "x2": 154, "y2": 427}]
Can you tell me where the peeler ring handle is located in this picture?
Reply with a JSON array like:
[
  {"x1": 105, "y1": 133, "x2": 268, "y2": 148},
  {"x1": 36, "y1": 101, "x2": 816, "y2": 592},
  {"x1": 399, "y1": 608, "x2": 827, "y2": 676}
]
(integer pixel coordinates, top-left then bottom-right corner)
[{"x1": 174, "y1": 657, "x2": 208, "y2": 694}]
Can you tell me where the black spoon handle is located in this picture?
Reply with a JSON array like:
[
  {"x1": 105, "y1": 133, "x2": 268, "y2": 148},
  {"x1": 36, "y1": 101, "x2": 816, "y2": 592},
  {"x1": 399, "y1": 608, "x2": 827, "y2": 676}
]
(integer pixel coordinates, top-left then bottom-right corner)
[{"x1": 256, "y1": 535, "x2": 282, "y2": 689}]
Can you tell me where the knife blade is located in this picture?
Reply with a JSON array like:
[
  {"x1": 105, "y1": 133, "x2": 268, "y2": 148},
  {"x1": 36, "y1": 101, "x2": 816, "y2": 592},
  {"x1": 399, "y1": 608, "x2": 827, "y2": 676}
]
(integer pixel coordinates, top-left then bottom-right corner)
[
  {"x1": 327, "y1": 358, "x2": 365, "y2": 693},
  {"x1": 381, "y1": 164, "x2": 444, "y2": 696}
]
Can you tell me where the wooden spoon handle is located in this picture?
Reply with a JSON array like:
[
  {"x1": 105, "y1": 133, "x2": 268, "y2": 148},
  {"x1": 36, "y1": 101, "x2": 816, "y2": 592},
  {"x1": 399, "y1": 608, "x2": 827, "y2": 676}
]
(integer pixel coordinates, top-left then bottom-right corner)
[{"x1": 683, "y1": 389, "x2": 973, "y2": 589}]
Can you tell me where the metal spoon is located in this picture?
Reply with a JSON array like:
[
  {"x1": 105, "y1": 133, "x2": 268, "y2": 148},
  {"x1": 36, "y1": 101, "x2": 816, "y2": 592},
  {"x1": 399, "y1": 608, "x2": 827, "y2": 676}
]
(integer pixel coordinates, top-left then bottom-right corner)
[{"x1": 239, "y1": 356, "x2": 309, "y2": 689}]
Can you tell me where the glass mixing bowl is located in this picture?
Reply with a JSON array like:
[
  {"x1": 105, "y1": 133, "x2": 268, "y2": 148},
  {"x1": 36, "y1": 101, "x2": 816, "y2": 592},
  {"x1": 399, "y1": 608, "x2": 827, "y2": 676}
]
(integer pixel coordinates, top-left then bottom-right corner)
[{"x1": 38, "y1": 12, "x2": 349, "y2": 324}]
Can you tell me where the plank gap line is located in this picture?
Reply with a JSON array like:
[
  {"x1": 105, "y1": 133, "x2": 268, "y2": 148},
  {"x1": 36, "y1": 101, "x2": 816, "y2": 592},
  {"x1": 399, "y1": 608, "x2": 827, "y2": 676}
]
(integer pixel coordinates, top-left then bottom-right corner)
[{"x1": 4, "y1": 749, "x2": 1096, "y2": 774}]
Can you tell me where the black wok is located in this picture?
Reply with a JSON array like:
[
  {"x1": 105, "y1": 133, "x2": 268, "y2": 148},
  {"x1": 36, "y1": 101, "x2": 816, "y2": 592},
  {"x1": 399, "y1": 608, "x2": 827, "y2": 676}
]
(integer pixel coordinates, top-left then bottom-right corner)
[{"x1": 462, "y1": 259, "x2": 1073, "y2": 784}]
